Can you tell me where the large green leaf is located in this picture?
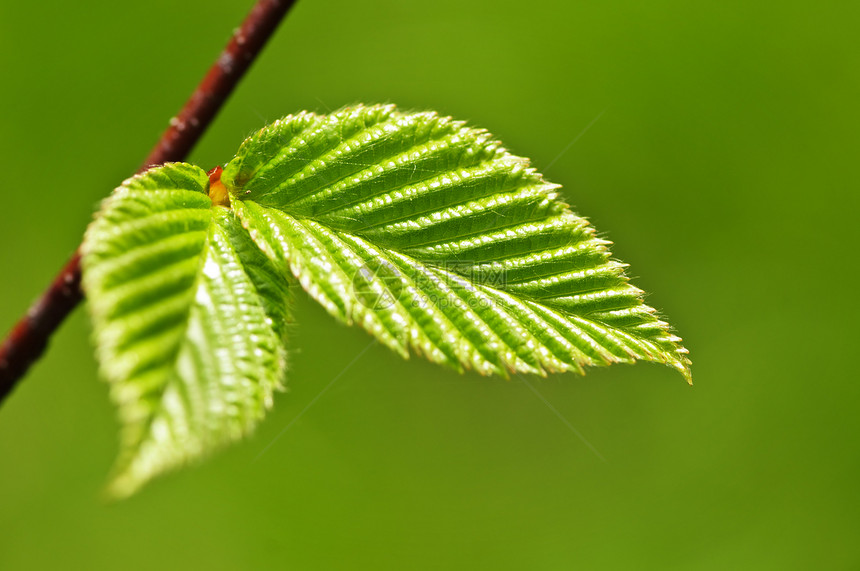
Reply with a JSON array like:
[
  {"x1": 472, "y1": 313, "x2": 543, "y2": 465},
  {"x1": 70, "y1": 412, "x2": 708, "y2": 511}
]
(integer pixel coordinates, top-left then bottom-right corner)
[
  {"x1": 81, "y1": 163, "x2": 291, "y2": 498},
  {"x1": 222, "y1": 104, "x2": 691, "y2": 382}
]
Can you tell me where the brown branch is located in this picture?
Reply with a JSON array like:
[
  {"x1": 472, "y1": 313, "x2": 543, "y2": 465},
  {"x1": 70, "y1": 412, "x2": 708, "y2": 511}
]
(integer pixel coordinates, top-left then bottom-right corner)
[{"x1": 0, "y1": 0, "x2": 299, "y2": 406}]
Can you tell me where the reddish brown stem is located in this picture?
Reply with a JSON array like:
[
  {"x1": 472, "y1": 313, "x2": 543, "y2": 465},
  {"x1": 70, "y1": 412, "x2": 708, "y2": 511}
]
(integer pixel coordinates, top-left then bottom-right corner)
[{"x1": 0, "y1": 0, "x2": 298, "y2": 405}]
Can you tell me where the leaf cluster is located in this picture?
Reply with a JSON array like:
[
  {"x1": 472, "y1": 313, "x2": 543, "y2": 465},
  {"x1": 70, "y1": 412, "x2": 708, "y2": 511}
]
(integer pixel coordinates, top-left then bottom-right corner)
[{"x1": 82, "y1": 104, "x2": 690, "y2": 497}]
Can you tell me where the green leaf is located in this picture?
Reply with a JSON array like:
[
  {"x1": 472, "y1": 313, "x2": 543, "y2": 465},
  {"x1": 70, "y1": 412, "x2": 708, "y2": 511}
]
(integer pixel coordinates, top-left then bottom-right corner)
[
  {"x1": 81, "y1": 163, "x2": 291, "y2": 498},
  {"x1": 222, "y1": 104, "x2": 691, "y2": 382}
]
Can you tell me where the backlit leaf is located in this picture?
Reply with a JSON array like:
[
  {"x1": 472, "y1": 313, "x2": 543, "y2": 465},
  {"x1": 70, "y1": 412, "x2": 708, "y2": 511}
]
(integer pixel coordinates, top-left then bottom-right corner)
[
  {"x1": 82, "y1": 163, "x2": 291, "y2": 498},
  {"x1": 222, "y1": 105, "x2": 690, "y2": 382}
]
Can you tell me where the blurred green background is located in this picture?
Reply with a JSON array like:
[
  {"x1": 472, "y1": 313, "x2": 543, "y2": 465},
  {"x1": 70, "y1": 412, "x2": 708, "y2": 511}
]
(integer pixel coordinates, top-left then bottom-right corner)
[{"x1": 1, "y1": 0, "x2": 858, "y2": 568}]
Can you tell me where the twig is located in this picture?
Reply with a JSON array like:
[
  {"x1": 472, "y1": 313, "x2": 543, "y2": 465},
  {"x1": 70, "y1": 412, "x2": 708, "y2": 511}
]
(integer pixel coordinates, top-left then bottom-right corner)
[{"x1": 0, "y1": 0, "x2": 299, "y2": 406}]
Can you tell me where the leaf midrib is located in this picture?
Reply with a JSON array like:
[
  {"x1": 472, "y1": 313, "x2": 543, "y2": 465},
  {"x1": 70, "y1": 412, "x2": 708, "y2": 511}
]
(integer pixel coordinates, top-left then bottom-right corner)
[{"x1": 117, "y1": 208, "x2": 220, "y2": 471}]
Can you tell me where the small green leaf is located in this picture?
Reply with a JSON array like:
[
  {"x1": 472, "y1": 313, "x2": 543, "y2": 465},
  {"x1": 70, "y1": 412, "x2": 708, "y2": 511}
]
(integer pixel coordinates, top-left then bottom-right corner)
[
  {"x1": 82, "y1": 163, "x2": 291, "y2": 498},
  {"x1": 223, "y1": 105, "x2": 691, "y2": 382}
]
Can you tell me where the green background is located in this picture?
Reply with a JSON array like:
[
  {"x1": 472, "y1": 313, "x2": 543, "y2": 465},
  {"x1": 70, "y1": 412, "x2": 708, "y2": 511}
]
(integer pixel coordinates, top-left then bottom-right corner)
[{"x1": 1, "y1": 0, "x2": 858, "y2": 568}]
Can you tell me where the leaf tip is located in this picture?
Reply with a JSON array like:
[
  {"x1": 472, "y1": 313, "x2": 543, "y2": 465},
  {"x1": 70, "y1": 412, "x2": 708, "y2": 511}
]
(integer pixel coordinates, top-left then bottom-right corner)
[{"x1": 671, "y1": 355, "x2": 693, "y2": 385}]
